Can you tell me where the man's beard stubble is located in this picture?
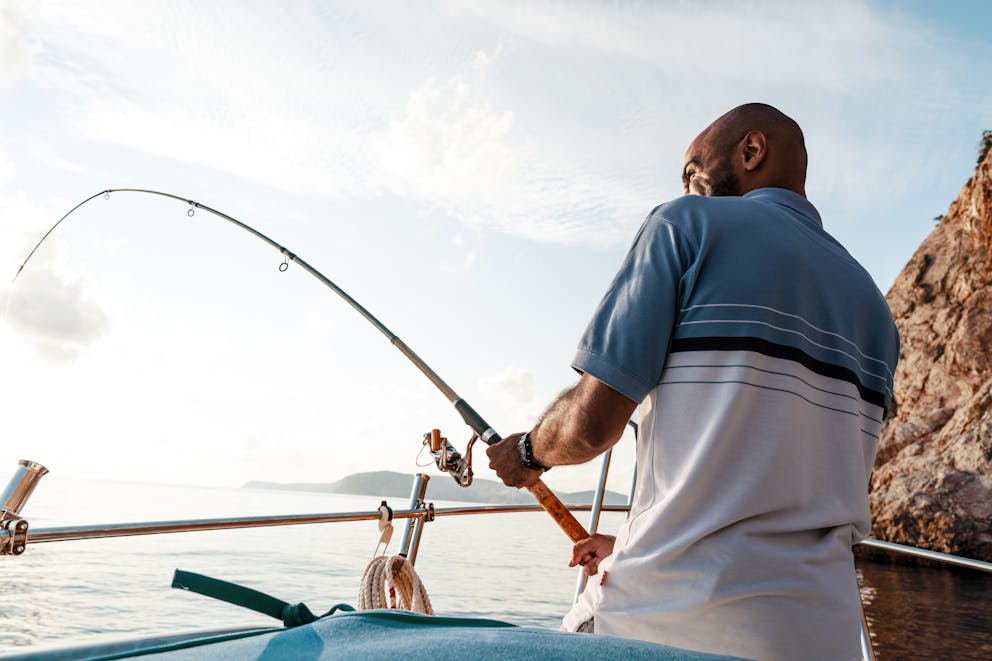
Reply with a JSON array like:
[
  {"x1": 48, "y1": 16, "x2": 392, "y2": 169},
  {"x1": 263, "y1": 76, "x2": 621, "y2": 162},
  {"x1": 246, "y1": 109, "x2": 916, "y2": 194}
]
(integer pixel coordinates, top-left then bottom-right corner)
[{"x1": 705, "y1": 162, "x2": 742, "y2": 197}]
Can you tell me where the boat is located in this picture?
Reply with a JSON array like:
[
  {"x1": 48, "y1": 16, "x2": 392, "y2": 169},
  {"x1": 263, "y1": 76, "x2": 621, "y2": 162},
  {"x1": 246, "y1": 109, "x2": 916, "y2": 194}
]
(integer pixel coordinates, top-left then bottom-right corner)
[
  {"x1": 4, "y1": 191, "x2": 991, "y2": 659},
  {"x1": 4, "y1": 445, "x2": 990, "y2": 660},
  {"x1": 0, "y1": 449, "x2": 746, "y2": 661}
]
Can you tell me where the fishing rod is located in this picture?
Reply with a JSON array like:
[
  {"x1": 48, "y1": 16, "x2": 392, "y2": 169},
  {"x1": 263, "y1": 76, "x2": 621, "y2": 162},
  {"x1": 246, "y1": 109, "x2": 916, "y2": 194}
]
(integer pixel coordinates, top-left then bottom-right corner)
[{"x1": 15, "y1": 189, "x2": 589, "y2": 544}]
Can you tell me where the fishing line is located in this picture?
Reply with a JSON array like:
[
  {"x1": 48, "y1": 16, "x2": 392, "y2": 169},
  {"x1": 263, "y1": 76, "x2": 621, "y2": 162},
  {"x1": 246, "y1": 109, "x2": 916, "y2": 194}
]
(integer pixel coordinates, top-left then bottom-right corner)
[{"x1": 15, "y1": 189, "x2": 589, "y2": 544}]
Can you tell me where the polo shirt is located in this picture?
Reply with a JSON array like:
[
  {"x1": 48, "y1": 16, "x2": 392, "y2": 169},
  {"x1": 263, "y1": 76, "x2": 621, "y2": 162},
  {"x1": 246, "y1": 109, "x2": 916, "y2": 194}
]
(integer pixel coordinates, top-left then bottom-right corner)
[{"x1": 562, "y1": 188, "x2": 899, "y2": 661}]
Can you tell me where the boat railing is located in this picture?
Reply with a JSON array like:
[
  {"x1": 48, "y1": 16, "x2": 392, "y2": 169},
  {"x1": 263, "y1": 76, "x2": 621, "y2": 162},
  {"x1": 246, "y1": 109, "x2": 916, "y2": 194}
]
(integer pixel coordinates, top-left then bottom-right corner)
[
  {"x1": 4, "y1": 497, "x2": 989, "y2": 576},
  {"x1": 0, "y1": 471, "x2": 628, "y2": 559},
  {"x1": 3, "y1": 448, "x2": 991, "y2": 661},
  {"x1": 1, "y1": 424, "x2": 641, "y2": 566}
]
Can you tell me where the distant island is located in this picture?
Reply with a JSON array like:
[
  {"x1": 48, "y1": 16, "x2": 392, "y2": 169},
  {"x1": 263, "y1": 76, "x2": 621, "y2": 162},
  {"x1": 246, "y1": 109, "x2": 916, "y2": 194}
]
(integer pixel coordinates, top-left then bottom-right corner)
[{"x1": 243, "y1": 470, "x2": 628, "y2": 506}]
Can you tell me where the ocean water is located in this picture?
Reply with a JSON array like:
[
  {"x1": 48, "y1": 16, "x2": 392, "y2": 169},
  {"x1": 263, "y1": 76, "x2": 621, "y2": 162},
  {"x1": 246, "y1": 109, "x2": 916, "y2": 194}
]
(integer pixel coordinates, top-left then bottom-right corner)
[
  {"x1": 0, "y1": 476, "x2": 588, "y2": 651},
  {"x1": 2, "y1": 477, "x2": 990, "y2": 659},
  {"x1": 857, "y1": 558, "x2": 992, "y2": 659}
]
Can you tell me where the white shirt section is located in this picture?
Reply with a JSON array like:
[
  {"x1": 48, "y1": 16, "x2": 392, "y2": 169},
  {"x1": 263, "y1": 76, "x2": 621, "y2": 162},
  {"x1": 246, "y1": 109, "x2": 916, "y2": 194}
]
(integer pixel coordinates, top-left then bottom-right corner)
[{"x1": 564, "y1": 350, "x2": 879, "y2": 661}]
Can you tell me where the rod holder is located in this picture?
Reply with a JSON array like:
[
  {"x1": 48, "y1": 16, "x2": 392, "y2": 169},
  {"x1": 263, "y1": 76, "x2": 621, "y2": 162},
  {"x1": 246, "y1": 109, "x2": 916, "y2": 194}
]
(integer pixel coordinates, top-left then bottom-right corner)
[
  {"x1": 2, "y1": 460, "x2": 48, "y2": 518},
  {"x1": 1, "y1": 460, "x2": 48, "y2": 556},
  {"x1": 397, "y1": 473, "x2": 431, "y2": 566}
]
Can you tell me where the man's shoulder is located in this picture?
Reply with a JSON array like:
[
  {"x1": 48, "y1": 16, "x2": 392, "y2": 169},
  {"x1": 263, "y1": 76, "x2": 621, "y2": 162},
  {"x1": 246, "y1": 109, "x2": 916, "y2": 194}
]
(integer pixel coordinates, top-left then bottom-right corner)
[
  {"x1": 646, "y1": 194, "x2": 746, "y2": 234},
  {"x1": 650, "y1": 193, "x2": 750, "y2": 219}
]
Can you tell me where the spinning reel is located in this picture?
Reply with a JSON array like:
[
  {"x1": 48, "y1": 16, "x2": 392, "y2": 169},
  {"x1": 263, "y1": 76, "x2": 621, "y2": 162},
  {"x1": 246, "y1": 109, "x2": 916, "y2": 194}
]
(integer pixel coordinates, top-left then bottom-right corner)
[{"x1": 422, "y1": 429, "x2": 477, "y2": 487}]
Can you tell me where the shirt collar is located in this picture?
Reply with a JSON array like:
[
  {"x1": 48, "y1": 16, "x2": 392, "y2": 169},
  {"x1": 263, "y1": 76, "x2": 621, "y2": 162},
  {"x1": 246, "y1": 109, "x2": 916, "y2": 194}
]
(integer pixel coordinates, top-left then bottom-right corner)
[{"x1": 743, "y1": 188, "x2": 822, "y2": 228}]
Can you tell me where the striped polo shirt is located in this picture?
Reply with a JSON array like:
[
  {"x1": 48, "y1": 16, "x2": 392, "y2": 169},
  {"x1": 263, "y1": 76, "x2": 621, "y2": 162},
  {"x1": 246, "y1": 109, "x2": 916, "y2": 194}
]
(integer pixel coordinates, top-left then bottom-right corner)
[{"x1": 563, "y1": 188, "x2": 899, "y2": 661}]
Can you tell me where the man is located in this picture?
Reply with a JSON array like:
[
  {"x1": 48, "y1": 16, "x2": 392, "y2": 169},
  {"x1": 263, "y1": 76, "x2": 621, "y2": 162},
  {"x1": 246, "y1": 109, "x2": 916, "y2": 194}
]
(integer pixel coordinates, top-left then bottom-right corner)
[{"x1": 487, "y1": 103, "x2": 899, "y2": 661}]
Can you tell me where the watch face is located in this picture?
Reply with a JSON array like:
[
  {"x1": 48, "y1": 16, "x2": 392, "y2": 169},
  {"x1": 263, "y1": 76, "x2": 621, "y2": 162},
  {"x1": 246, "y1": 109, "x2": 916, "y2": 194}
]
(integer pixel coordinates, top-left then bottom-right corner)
[
  {"x1": 516, "y1": 432, "x2": 546, "y2": 471},
  {"x1": 517, "y1": 436, "x2": 530, "y2": 464}
]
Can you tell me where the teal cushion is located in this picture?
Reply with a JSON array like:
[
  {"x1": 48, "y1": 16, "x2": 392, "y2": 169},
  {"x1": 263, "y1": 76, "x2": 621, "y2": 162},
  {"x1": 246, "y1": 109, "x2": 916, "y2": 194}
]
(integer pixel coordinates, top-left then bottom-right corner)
[{"x1": 120, "y1": 610, "x2": 749, "y2": 660}]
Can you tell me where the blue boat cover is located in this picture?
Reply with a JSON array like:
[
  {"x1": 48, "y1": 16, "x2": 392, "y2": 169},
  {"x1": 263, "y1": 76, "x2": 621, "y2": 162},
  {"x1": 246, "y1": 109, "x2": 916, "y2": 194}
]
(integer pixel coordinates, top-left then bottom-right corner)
[{"x1": 78, "y1": 610, "x2": 748, "y2": 660}]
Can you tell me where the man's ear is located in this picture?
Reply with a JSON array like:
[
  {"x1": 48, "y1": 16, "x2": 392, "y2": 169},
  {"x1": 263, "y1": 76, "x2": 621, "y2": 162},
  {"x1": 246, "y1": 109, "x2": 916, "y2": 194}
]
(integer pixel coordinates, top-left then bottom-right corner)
[{"x1": 741, "y1": 130, "x2": 767, "y2": 171}]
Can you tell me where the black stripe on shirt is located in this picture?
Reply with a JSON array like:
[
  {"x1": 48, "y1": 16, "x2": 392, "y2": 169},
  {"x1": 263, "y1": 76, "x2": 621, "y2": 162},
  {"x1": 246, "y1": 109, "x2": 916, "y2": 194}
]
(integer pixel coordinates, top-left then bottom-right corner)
[{"x1": 669, "y1": 336, "x2": 887, "y2": 409}]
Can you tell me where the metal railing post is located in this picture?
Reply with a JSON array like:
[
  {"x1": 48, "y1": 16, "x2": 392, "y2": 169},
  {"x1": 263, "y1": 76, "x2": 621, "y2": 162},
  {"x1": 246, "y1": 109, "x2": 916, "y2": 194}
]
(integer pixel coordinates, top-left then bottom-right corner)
[
  {"x1": 626, "y1": 420, "x2": 638, "y2": 520},
  {"x1": 859, "y1": 597, "x2": 876, "y2": 661},
  {"x1": 573, "y1": 447, "x2": 613, "y2": 602},
  {"x1": 1, "y1": 460, "x2": 49, "y2": 556},
  {"x1": 573, "y1": 420, "x2": 638, "y2": 602},
  {"x1": 398, "y1": 473, "x2": 431, "y2": 565}
]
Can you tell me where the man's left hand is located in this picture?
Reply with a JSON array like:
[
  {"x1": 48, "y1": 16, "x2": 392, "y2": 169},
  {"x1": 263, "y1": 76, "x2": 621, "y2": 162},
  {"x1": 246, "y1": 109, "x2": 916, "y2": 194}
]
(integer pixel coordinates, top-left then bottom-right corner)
[{"x1": 486, "y1": 433, "x2": 543, "y2": 488}]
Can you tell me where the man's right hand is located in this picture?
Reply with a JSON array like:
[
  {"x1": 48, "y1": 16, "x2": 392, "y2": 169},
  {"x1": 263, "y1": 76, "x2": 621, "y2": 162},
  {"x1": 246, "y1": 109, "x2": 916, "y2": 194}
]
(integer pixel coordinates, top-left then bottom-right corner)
[
  {"x1": 569, "y1": 534, "x2": 616, "y2": 576},
  {"x1": 486, "y1": 433, "x2": 544, "y2": 488}
]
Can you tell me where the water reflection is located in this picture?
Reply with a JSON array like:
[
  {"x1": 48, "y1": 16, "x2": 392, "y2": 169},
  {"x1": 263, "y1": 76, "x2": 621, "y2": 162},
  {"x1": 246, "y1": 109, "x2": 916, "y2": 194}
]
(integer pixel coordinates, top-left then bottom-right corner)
[{"x1": 858, "y1": 559, "x2": 992, "y2": 660}]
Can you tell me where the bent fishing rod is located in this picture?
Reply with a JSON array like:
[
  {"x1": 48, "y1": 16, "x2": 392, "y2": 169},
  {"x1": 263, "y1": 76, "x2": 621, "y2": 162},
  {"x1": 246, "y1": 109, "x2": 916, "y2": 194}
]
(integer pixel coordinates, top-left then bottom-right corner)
[{"x1": 15, "y1": 188, "x2": 589, "y2": 544}]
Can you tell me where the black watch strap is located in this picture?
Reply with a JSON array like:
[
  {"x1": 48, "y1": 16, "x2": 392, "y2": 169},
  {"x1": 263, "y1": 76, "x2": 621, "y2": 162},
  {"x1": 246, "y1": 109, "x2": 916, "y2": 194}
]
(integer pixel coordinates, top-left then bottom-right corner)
[{"x1": 517, "y1": 431, "x2": 551, "y2": 472}]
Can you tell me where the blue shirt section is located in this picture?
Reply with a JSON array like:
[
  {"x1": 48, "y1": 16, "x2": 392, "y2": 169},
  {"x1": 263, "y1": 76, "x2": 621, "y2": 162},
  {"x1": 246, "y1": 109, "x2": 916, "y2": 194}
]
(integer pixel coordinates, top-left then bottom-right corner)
[{"x1": 573, "y1": 188, "x2": 898, "y2": 407}]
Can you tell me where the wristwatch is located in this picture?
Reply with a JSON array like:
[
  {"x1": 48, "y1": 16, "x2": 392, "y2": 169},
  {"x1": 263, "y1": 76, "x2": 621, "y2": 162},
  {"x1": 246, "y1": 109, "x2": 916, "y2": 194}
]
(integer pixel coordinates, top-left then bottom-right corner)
[{"x1": 517, "y1": 431, "x2": 551, "y2": 472}]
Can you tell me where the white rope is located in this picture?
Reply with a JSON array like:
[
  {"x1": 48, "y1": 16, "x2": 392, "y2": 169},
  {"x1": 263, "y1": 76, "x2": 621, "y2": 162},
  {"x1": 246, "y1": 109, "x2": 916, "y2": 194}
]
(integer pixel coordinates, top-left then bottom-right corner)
[{"x1": 358, "y1": 555, "x2": 434, "y2": 615}]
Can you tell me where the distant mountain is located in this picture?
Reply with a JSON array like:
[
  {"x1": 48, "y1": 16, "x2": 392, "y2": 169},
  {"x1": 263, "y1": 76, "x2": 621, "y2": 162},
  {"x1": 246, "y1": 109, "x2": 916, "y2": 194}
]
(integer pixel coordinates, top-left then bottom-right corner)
[{"x1": 243, "y1": 470, "x2": 628, "y2": 506}]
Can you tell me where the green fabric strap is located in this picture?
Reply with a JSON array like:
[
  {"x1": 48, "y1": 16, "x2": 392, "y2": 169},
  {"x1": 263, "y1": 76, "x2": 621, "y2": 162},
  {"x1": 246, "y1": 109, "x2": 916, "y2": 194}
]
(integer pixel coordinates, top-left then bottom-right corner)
[{"x1": 171, "y1": 569, "x2": 355, "y2": 628}]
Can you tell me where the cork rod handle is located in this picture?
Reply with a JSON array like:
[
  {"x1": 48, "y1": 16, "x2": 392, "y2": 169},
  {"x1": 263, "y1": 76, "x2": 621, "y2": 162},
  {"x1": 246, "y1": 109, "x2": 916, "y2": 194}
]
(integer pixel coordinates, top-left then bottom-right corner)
[{"x1": 526, "y1": 480, "x2": 589, "y2": 543}]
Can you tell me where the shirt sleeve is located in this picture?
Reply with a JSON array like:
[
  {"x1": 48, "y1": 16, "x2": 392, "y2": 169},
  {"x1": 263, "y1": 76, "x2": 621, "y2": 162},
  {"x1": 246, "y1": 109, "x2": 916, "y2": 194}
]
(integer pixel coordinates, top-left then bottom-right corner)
[{"x1": 572, "y1": 211, "x2": 695, "y2": 403}]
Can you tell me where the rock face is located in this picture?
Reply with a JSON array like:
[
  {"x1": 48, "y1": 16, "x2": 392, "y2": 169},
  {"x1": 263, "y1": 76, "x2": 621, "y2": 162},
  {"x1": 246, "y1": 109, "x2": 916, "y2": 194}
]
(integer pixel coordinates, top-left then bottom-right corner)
[{"x1": 871, "y1": 145, "x2": 992, "y2": 562}]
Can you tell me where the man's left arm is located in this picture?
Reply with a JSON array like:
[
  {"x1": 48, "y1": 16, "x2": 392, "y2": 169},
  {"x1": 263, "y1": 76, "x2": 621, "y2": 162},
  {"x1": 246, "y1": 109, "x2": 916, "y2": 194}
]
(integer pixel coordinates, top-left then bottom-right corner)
[{"x1": 486, "y1": 373, "x2": 636, "y2": 488}]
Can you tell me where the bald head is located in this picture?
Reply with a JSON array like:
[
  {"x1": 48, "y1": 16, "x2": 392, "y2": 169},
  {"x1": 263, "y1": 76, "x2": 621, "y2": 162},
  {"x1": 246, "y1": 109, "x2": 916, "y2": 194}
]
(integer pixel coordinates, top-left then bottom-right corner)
[{"x1": 682, "y1": 103, "x2": 807, "y2": 198}]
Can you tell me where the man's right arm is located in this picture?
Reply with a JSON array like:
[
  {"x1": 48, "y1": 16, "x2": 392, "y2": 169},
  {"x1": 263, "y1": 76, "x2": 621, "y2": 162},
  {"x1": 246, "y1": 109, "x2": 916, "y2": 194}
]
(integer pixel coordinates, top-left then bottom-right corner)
[
  {"x1": 484, "y1": 373, "x2": 635, "y2": 488},
  {"x1": 528, "y1": 373, "x2": 637, "y2": 468}
]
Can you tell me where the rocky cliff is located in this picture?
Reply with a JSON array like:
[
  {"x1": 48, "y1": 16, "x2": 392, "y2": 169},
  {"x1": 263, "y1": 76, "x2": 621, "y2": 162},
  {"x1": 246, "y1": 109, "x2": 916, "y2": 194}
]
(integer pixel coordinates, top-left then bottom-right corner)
[{"x1": 871, "y1": 143, "x2": 992, "y2": 561}]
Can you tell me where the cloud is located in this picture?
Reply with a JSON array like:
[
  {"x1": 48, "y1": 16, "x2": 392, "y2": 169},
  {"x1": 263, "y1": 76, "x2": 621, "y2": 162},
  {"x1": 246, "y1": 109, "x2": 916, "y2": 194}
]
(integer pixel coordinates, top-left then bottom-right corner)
[
  {"x1": 479, "y1": 366, "x2": 536, "y2": 408},
  {"x1": 373, "y1": 47, "x2": 651, "y2": 245},
  {"x1": 0, "y1": 195, "x2": 111, "y2": 362},
  {"x1": 2, "y1": 270, "x2": 110, "y2": 362},
  {"x1": 24, "y1": 142, "x2": 112, "y2": 179},
  {"x1": 0, "y1": 4, "x2": 37, "y2": 83},
  {"x1": 0, "y1": 145, "x2": 12, "y2": 188},
  {"x1": 462, "y1": 1, "x2": 911, "y2": 91},
  {"x1": 375, "y1": 58, "x2": 517, "y2": 213},
  {"x1": 13, "y1": 1, "x2": 985, "y2": 253},
  {"x1": 477, "y1": 366, "x2": 552, "y2": 435},
  {"x1": 12, "y1": 3, "x2": 654, "y2": 247}
]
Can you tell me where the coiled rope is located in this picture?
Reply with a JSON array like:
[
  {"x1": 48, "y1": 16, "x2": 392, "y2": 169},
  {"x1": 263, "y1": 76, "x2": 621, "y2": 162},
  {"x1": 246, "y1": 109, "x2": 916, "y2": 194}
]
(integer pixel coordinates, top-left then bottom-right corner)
[{"x1": 358, "y1": 555, "x2": 433, "y2": 615}]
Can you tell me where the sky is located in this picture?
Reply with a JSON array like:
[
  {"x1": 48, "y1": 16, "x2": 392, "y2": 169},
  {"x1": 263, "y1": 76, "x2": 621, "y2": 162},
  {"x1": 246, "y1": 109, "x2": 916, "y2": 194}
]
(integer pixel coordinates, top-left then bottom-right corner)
[{"x1": 1, "y1": 1, "x2": 990, "y2": 505}]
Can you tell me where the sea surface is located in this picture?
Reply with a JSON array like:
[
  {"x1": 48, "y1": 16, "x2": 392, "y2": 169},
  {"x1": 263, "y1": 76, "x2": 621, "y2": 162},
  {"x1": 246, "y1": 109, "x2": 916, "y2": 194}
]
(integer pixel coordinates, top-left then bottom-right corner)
[{"x1": 2, "y1": 477, "x2": 990, "y2": 659}]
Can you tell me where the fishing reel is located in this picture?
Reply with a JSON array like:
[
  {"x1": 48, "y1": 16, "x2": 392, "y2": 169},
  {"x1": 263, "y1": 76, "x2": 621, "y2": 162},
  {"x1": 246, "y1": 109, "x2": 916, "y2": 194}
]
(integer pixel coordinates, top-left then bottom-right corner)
[{"x1": 423, "y1": 429, "x2": 477, "y2": 487}]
